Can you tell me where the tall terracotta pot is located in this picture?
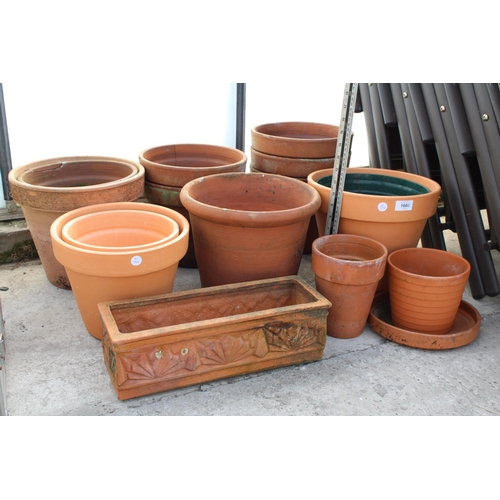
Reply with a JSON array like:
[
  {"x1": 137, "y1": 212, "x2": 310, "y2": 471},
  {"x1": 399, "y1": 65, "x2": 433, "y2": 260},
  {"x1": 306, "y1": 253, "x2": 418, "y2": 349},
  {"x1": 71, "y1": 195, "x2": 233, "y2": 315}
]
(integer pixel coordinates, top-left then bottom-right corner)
[
  {"x1": 139, "y1": 143, "x2": 247, "y2": 268},
  {"x1": 50, "y1": 202, "x2": 189, "y2": 340},
  {"x1": 179, "y1": 172, "x2": 321, "y2": 287},
  {"x1": 307, "y1": 167, "x2": 442, "y2": 290},
  {"x1": 8, "y1": 156, "x2": 145, "y2": 289},
  {"x1": 312, "y1": 234, "x2": 388, "y2": 338},
  {"x1": 388, "y1": 247, "x2": 471, "y2": 335}
]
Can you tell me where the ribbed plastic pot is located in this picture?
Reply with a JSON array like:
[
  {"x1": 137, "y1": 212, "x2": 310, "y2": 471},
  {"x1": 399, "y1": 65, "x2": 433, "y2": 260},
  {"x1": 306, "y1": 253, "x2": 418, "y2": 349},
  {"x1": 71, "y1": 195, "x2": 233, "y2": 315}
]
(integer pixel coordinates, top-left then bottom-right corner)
[
  {"x1": 388, "y1": 247, "x2": 471, "y2": 335},
  {"x1": 251, "y1": 122, "x2": 339, "y2": 159},
  {"x1": 8, "y1": 156, "x2": 145, "y2": 289},
  {"x1": 50, "y1": 202, "x2": 189, "y2": 339},
  {"x1": 307, "y1": 167, "x2": 441, "y2": 289},
  {"x1": 139, "y1": 143, "x2": 247, "y2": 187},
  {"x1": 312, "y1": 234, "x2": 388, "y2": 338},
  {"x1": 180, "y1": 172, "x2": 321, "y2": 287},
  {"x1": 143, "y1": 180, "x2": 197, "y2": 268}
]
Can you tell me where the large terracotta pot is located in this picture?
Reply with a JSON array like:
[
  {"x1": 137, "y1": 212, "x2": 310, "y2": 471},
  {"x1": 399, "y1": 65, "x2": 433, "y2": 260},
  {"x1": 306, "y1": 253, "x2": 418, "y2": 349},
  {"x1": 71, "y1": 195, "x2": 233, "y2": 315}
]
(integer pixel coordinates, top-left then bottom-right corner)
[
  {"x1": 138, "y1": 143, "x2": 247, "y2": 187},
  {"x1": 50, "y1": 202, "x2": 189, "y2": 340},
  {"x1": 8, "y1": 156, "x2": 145, "y2": 289},
  {"x1": 251, "y1": 122, "x2": 339, "y2": 159},
  {"x1": 312, "y1": 234, "x2": 388, "y2": 338},
  {"x1": 388, "y1": 247, "x2": 471, "y2": 335},
  {"x1": 179, "y1": 172, "x2": 321, "y2": 287},
  {"x1": 307, "y1": 167, "x2": 442, "y2": 289}
]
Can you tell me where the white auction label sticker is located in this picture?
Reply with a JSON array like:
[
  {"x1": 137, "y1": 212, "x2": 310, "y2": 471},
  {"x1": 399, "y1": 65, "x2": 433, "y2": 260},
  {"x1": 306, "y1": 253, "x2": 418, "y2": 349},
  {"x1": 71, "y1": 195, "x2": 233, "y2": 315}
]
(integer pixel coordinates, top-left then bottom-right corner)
[
  {"x1": 378, "y1": 202, "x2": 388, "y2": 212},
  {"x1": 131, "y1": 256, "x2": 142, "y2": 266},
  {"x1": 395, "y1": 200, "x2": 414, "y2": 211}
]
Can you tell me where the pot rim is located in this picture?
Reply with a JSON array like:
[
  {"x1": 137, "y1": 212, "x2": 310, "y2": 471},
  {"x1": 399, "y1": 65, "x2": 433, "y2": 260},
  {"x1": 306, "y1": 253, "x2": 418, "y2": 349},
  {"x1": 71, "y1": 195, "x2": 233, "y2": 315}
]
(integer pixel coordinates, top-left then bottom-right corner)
[
  {"x1": 50, "y1": 202, "x2": 189, "y2": 276},
  {"x1": 179, "y1": 172, "x2": 321, "y2": 227},
  {"x1": 8, "y1": 156, "x2": 145, "y2": 194},
  {"x1": 388, "y1": 247, "x2": 471, "y2": 279},
  {"x1": 251, "y1": 122, "x2": 338, "y2": 144},
  {"x1": 61, "y1": 209, "x2": 180, "y2": 252},
  {"x1": 139, "y1": 143, "x2": 247, "y2": 171}
]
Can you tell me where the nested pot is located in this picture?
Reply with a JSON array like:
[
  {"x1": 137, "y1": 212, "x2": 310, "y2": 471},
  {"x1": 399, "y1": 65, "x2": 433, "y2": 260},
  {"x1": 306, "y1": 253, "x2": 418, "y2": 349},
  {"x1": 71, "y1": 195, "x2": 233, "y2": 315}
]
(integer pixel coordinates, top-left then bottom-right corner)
[
  {"x1": 8, "y1": 156, "x2": 145, "y2": 289},
  {"x1": 251, "y1": 122, "x2": 339, "y2": 159},
  {"x1": 50, "y1": 202, "x2": 189, "y2": 340},
  {"x1": 312, "y1": 234, "x2": 388, "y2": 338},
  {"x1": 388, "y1": 247, "x2": 471, "y2": 335},
  {"x1": 307, "y1": 167, "x2": 441, "y2": 289},
  {"x1": 179, "y1": 172, "x2": 321, "y2": 287},
  {"x1": 138, "y1": 143, "x2": 247, "y2": 187}
]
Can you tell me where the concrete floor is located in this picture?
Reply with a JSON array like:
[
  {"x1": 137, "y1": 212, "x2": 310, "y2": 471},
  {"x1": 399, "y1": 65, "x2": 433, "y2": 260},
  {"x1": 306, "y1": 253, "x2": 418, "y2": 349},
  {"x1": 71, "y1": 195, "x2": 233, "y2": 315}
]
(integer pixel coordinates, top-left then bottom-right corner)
[{"x1": 1, "y1": 230, "x2": 500, "y2": 416}]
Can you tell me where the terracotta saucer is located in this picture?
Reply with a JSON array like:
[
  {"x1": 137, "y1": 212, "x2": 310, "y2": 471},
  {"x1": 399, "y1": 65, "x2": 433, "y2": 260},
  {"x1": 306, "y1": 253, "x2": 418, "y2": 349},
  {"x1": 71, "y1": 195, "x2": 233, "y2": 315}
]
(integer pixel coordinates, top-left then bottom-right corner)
[{"x1": 368, "y1": 291, "x2": 481, "y2": 350}]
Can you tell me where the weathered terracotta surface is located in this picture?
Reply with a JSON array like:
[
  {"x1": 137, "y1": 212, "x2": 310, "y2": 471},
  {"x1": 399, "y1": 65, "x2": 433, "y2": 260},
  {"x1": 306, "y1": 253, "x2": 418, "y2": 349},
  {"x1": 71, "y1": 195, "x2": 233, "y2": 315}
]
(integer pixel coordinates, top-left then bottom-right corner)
[
  {"x1": 99, "y1": 276, "x2": 331, "y2": 400},
  {"x1": 307, "y1": 167, "x2": 441, "y2": 289},
  {"x1": 139, "y1": 144, "x2": 247, "y2": 187},
  {"x1": 312, "y1": 234, "x2": 388, "y2": 338},
  {"x1": 143, "y1": 180, "x2": 197, "y2": 268},
  {"x1": 250, "y1": 147, "x2": 335, "y2": 178},
  {"x1": 251, "y1": 122, "x2": 339, "y2": 159},
  {"x1": 249, "y1": 165, "x2": 319, "y2": 255},
  {"x1": 51, "y1": 202, "x2": 189, "y2": 339},
  {"x1": 180, "y1": 172, "x2": 321, "y2": 287},
  {"x1": 388, "y1": 248, "x2": 471, "y2": 335},
  {"x1": 8, "y1": 156, "x2": 145, "y2": 289},
  {"x1": 369, "y1": 291, "x2": 480, "y2": 350}
]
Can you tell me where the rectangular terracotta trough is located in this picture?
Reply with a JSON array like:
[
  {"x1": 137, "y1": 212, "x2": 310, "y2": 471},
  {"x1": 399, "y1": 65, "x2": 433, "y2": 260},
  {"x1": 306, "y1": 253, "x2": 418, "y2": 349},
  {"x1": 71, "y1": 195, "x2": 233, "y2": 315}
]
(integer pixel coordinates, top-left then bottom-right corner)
[{"x1": 98, "y1": 276, "x2": 331, "y2": 400}]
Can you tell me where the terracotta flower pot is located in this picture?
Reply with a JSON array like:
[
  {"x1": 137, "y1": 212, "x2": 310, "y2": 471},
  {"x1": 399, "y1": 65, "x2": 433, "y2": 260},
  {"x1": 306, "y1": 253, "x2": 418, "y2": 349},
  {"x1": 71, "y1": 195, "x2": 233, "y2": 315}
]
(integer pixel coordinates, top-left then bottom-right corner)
[
  {"x1": 251, "y1": 122, "x2": 339, "y2": 159},
  {"x1": 61, "y1": 210, "x2": 179, "y2": 252},
  {"x1": 312, "y1": 234, "x2": 388, "y2": 338},
  {"x1": 388, "y1": 247, "x2": 471, "y2": 335},
  {"x1": 138, "y1": 143, "x2": 247, "y2": 187},
  {"x1": 50, "y1": 202, "x2": 189, "y2": 340},
  {"x1": 180, "y1": 172, "x2": 321, "y2": 287},
  {"x1": 8, "y1": 156, "x2": 145, "y2": 289},
  {"x1": 307, "y1": 167, "x2": 442, "y2": 290},
  {"x1": 143, "y1": 180, "x2": 197, "y2": 268},
  {"x1": 250, "y1": 147, "x2": 334, "y2": 178}
]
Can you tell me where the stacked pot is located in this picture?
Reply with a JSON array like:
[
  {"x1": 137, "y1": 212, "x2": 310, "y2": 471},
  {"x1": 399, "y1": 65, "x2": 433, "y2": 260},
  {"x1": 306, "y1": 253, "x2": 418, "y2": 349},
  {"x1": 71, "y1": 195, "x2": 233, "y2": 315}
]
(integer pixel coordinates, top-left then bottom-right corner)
[
  {"x1": 139, "y1": 144, "x2": 247, "y2": 268},
  {"x1": 250, "y1": 122, "x2": 338, "y2": 251},
  {"x1": 50, "y1": 202, "x2": 189, "y2": 339},
  {"x1": 8, "y1": 156, "x2": 146, "y2": 289}
]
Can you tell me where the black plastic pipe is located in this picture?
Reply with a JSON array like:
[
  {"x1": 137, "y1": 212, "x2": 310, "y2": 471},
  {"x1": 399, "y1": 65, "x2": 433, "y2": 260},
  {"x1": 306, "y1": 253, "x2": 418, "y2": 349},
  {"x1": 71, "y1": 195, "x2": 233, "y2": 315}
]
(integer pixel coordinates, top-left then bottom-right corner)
[{"x1": 0, "y1": 84, "x2": 12, "y2": 202}]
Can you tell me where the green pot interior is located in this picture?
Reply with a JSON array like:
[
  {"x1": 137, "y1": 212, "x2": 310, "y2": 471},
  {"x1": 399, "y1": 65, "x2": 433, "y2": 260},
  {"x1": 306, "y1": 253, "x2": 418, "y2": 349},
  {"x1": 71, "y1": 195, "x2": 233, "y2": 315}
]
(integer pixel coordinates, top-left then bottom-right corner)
[{"x1": 318, "y1": 173, "x2": 430, "y2": 196}]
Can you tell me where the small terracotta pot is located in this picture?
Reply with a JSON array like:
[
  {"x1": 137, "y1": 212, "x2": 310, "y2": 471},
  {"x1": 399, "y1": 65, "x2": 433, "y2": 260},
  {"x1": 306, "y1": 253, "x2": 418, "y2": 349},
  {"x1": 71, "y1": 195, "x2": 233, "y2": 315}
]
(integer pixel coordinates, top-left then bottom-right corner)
[
  {"x1": 250, "y1": 147, "x2": 334, "y2": 178},
  {"x1": 50, "y1": 202, "x2": 189, "y2": 340},
  {"x1": 180, "y1": 172, "x2": 321, "y2": 287},
  {"x1": 388, "y1": 248, "x2": 471, "y2": 335},
  {"x1": 307, "y1": 167, "x2": 442, "y2": 289},
  {"x1": 312, "y1": 234, "x2": 388, "y2": 338},
  {"x1": 143, "y1": 180, "x2": 197, "y2": 268},
  {"x1": 251, "y1": 122, "x2": 339, "y2": 159},
  {"x1": 139, "y1": 143, "x2": 247, "y2": 187},
  {"x1": 8, "y1": 156, "x2": 145, "y2": 289},
  {"x1": 61, "y1": 210, "x2": 179, "y2": 252}
]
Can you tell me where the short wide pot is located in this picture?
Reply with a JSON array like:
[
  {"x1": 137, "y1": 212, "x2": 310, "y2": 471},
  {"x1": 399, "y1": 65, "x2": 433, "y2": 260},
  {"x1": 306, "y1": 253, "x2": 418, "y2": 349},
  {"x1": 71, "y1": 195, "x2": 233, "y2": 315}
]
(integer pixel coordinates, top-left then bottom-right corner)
[
  {"x1": 312, "y1": 234, "x2": 388, "y2": 338},
  {"x1": 8, "y1": 156, "x2": 145, "y2": 289},
  {"x1": 50, "y1": 202, "x2": 189, "y2": 339},
  {"x1": 180, "y1": 172, "x2": 321, "y2": 287},
  {"x1": 388, "y1": 247, "x2": 471, "y2": 335}
]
